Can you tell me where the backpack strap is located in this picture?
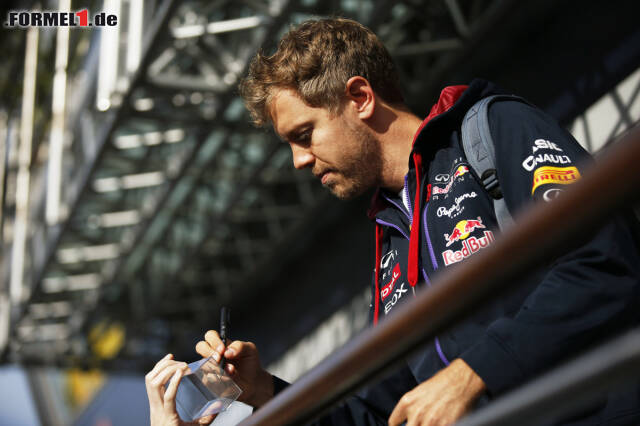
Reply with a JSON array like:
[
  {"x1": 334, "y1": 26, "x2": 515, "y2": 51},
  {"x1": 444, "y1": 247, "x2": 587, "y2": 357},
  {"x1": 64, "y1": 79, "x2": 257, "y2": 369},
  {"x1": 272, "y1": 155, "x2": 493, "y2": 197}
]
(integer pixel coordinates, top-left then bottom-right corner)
[{"x1": 461, "y1": 94, "x2": 531, "y2": 231}]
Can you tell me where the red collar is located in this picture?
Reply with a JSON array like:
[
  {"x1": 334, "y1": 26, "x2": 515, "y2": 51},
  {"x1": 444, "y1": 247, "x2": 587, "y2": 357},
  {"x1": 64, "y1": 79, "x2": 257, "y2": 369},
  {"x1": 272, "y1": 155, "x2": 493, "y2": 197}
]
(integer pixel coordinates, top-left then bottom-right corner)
[{"x1": 367, "y1": 84, "x2": 468, "y2": 218}]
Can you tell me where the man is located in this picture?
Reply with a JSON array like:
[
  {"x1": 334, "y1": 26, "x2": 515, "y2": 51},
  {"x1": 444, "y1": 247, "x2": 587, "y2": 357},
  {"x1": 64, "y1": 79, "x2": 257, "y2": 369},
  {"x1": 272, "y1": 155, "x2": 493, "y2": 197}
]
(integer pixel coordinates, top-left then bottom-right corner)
[{"x1": 146, "y1": 18, "x2": 640, "y2": 425}]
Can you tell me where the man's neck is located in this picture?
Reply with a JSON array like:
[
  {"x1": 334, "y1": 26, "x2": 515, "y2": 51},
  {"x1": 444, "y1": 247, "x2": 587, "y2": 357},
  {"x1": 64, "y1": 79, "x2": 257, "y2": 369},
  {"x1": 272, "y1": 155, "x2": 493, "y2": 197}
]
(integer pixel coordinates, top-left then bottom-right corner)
[{"x1": 373, "y1": 104, "x2": 423, "y2": 193}]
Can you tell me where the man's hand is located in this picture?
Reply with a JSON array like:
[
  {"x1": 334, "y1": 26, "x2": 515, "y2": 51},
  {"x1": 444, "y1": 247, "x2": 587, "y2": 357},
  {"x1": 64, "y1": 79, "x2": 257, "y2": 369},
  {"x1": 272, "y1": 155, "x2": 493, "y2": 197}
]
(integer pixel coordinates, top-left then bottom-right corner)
[
  {"x1": 388, "y1": 359, "x2": 486, "y2": 426},
  {"x1": 145, "y1": 354, "x2": 215, "y2": 426},
  {"x1": 196, "y1": 330, "x2": 274, "y2": 408}
]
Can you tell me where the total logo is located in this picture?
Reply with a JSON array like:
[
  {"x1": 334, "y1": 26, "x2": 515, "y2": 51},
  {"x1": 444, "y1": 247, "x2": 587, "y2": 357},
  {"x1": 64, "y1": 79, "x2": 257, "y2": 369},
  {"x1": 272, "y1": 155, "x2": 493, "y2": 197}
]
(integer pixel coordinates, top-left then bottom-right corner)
[
  {"x1": 381, "y1": 263, "x2": 401, "y2": 300},
  {"x1": 432, "y1": 165, "x2": 470, "y2": 196},
  {"x1": 384, "y1": 283, "x2": 408, "y2": 314},
  {"x1": 443, "y1": 217, "x2": 486, "y2": 247},
  {"x1": 442, "y1": 230, "x2": 495, "y2": 266}
]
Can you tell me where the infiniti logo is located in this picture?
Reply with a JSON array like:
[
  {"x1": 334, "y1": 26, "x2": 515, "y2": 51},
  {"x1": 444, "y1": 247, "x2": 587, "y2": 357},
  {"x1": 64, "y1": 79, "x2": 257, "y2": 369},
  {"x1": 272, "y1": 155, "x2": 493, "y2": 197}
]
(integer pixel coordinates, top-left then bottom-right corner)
[{"x1": 380, "y1": 250, "x2": 398, "y2": 269}]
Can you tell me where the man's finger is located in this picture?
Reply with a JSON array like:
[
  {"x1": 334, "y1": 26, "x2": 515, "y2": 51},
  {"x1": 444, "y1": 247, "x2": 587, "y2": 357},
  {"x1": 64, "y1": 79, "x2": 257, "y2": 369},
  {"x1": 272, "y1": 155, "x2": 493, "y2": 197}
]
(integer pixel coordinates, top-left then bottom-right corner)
[
  {"x1": 145, "y1": 354, "x2": 174, "y2": 405},
  {"x1": 388, "y1": 397, "x2": 409, "y2": 426},
  {"x1": 225, "y1": 340, "x2": 251, "y2": 359},
  {"x1": 195, "y1": 340, "x2": 216, "y2": 359},
  {"x1": 164, "y1": 368, "x2": 183, "y2": 414},
  {"x1": 197, "y1": 414, "x2": 215, "y2": 424},
  {"x1": 146, "y1": 353, "x2": 174, "y2": 382},
  {"x1": 151, "y1": 362, "x2": 188, "y2": 387},
  {"x1": 204, "y1": 330, "x2": 223, "y2": 349}
]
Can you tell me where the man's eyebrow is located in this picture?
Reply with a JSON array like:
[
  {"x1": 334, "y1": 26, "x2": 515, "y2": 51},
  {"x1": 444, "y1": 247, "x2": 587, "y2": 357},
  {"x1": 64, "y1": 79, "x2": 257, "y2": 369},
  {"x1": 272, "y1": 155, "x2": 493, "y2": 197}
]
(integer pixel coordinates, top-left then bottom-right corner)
[{"x1": 281, "y1": 122, "x2": 312, "y2": 142}]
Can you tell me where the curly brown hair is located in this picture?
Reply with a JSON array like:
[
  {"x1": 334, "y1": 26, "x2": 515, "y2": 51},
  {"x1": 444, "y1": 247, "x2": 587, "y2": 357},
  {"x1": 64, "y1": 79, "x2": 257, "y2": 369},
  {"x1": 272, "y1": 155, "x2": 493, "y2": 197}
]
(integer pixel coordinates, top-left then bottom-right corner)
[{"x1": 239, "y1": 17, "x2": 404, "y2": 127}]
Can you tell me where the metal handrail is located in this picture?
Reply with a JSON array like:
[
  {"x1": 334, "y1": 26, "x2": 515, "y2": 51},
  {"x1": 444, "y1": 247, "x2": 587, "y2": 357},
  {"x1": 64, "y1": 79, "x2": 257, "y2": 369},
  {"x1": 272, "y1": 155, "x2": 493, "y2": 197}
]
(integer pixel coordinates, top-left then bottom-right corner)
[
  {"x1": 240, "y1": 125, "x2": 640, "y2": 425},
  {"x1": 458, "y1": 328, "x2": 640, "y2": 426}
]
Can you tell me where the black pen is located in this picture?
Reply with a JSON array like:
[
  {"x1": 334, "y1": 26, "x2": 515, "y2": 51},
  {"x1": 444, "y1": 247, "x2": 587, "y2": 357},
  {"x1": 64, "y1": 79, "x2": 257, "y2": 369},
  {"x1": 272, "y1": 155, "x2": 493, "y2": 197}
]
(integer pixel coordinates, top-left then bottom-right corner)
[{"x1": 219, "y1": 306, "x2": 230, "y2": 369}]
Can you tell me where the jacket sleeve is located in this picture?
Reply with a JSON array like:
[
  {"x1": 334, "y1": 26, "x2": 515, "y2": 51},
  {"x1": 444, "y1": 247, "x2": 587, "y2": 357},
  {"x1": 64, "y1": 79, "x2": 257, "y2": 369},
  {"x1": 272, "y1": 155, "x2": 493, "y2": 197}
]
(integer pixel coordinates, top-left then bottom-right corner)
[
  {"x1": 459, "y1": 100, "x2": 640, "y2": 395},
  {"x1": 272, "y1": 363, "x2": 417, "y2": 425}
]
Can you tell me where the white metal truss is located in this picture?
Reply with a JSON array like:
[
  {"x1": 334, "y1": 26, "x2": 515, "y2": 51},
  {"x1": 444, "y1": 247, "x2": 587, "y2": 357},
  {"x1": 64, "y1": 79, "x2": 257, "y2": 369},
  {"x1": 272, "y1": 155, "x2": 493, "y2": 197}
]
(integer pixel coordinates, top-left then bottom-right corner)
[{"x1": 569, "y1": 68, "x2": 640, "y2": 153}]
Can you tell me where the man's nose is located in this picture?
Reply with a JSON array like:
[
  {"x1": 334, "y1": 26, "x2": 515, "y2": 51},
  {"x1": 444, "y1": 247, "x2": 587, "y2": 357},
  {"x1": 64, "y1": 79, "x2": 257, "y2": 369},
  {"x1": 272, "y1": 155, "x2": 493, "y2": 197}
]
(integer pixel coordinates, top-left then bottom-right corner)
[{"x1": 290, "y1": 144, "x2": 315, "y2": 170}]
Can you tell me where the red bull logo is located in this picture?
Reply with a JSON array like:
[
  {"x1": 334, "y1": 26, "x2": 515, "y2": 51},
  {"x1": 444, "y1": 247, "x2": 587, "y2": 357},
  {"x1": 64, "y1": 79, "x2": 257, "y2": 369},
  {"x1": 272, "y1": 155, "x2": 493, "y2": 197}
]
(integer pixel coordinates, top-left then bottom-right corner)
[
  {"x1": 442, "y1": 230, "x2": 495, "y2": 266},
  {"x1": 452, "y1": 165, "x2": 469, "y2": 180},
  {"x1": 432, "y1": 164, "x2": 470, "y2": 195},
  {"x1": 444, "y1": 217, "x2": 486, "y2": 247}
]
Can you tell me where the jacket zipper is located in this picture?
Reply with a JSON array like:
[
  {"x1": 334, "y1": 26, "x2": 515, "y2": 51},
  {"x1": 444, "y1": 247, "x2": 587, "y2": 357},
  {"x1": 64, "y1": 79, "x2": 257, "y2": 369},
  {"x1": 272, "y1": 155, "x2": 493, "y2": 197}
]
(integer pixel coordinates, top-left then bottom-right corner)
[
  {"x1": 422, "y1": 201, "x2": 439, "y2": 272},
  {"x1": 375, "y1": 218, "x2": 409, "y2": 240},
  {"x1": 378, "y1": 177, "x2": 451, "y2": 366},
  {"x1": 381, "y1": 187, "x2": 412, "y2": 222},
  {"x1": 403, "y1": 174, "x2": 413, "y2": 216}
]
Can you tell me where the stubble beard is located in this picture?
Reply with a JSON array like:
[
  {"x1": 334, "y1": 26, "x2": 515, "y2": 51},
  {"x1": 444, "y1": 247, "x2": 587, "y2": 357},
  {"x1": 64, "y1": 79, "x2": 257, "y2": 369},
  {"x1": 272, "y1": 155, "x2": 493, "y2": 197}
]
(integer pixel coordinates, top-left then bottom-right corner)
[{"x1": 327, "y1": 130, "x2": 382, "y2": 200}]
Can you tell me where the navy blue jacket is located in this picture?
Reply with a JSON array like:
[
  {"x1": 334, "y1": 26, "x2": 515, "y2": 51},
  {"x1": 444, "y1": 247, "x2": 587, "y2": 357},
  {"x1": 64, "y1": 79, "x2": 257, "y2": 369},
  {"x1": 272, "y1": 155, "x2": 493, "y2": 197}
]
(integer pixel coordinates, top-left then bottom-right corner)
[{"x1": 279, "y1": 79, "x2": 640, "y2": 425}]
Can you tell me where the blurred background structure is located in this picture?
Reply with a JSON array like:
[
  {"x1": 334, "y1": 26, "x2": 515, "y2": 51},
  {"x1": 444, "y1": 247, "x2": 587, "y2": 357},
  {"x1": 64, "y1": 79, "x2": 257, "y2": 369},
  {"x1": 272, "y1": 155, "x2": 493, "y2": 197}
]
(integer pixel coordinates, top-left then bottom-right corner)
[{"x1": 1, "y1": 0, "x2": 639, "y2": 424}]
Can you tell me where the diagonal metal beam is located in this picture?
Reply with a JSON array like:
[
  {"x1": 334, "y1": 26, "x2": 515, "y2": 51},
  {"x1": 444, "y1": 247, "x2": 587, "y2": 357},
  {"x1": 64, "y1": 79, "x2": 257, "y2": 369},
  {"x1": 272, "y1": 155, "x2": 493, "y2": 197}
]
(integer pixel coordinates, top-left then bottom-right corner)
[{"x1": 23, "y1": 0, "x2": 180, "y2": 321}]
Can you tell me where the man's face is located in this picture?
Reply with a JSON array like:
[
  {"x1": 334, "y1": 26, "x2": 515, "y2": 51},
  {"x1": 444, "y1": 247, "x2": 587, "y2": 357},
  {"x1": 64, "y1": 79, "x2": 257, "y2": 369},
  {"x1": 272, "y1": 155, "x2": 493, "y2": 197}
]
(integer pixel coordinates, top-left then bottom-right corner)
[{"x1": 270, "y1": 88, "x2": 382, "y2": 200}]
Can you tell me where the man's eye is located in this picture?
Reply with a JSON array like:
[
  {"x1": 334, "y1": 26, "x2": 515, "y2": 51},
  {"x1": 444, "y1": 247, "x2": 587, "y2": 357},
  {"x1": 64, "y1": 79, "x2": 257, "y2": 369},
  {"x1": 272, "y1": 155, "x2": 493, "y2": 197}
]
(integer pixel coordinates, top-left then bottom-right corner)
[
  {"x1": 285, "y1": 128, "x2": 312, "y2": 145},
  {"x1": 296, "y1": 131, "x2": 311, "y2": 143}
]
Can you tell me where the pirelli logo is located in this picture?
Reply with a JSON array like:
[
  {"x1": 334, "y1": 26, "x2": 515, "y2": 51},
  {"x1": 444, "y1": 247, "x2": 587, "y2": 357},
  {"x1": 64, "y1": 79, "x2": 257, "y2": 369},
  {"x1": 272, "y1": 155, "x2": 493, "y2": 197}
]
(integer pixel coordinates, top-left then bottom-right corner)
[{"x1": 531, "y1": 166, "x2": 581, "y2": 194}]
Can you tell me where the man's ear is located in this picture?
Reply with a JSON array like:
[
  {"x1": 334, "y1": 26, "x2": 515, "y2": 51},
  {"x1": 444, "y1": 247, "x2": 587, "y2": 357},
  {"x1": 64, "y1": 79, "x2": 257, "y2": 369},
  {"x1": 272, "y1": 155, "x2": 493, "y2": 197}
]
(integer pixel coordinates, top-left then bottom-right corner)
[{"x1": 345, "y1": 76, "x2": 375, "y2": 120}]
